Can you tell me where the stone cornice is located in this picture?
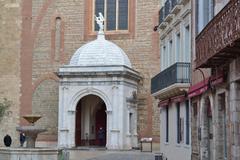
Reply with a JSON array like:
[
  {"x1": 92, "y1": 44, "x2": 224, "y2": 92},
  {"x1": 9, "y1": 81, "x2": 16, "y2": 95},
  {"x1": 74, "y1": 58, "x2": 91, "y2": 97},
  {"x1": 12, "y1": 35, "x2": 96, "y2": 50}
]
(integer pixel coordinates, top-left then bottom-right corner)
[{"x1": 57, "y1": 65, "x2": 141, "y2": 82}]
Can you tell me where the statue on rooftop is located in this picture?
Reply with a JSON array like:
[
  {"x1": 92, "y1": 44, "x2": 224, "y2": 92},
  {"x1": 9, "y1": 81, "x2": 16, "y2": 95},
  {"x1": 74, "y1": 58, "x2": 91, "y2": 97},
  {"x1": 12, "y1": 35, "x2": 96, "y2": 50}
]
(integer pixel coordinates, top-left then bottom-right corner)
[{"x1": 95, "y1": 12, "x2": 105, "y2": 32}]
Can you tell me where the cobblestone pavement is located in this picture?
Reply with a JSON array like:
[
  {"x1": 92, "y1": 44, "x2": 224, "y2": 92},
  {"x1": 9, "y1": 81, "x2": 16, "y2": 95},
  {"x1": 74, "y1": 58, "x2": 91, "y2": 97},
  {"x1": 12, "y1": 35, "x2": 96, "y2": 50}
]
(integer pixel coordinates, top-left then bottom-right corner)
[
  {"x1": 69, "y1": 150, "x2": 156, "y2": 160},
  {"x1": 68, "y1": 143, "x2": 159, "y2": 160},
  {"x1": 87, "y1": 151, "x2": 155, "y2": 160}
]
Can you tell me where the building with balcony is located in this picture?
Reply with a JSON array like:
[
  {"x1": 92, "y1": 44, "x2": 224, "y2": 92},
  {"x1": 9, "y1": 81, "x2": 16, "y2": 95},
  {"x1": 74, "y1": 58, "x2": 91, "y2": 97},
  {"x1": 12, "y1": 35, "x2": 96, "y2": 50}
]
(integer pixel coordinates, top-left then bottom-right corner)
[
  {"x1": 151, "y1": 0, "x2": 191, "y2": 159},
  {"x1": 190, "y1": 0, "x2": 239, "y2": 160}
]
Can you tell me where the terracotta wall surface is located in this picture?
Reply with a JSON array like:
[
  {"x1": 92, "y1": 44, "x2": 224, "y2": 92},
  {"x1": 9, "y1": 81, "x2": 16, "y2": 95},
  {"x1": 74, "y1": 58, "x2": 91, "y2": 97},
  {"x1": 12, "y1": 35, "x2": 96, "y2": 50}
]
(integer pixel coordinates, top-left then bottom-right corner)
[
  {"x1": 0, "y1": 0, "x2": 161, "y2": 144},
  {"x1": 0, "y1": 0, "x2": 22, "y2": 147}
]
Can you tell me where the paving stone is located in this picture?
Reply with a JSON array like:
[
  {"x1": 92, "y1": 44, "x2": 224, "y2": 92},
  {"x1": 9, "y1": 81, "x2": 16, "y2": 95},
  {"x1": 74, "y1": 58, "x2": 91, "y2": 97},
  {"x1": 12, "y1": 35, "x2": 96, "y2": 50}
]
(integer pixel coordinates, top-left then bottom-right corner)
[{"x1": 69, "y1": 150, "x2": 155, "y2": 160}]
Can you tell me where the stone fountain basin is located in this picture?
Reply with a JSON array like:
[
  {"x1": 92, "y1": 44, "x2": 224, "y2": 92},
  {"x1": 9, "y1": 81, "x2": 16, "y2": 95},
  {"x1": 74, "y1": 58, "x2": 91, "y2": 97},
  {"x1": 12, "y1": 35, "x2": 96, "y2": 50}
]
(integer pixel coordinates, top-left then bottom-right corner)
[
  {"x1": 1, "y1": 126, "x2": 58, "y2": 160},
  {"x1": 16, "y1": 126, "x2": 47, "y2": 148},
  {"x1": 16, "y1": 126, "x2": 46, "y2": 134},
  {"x1": 22, "y1": 115, "x2": 42, "y2": 124}
]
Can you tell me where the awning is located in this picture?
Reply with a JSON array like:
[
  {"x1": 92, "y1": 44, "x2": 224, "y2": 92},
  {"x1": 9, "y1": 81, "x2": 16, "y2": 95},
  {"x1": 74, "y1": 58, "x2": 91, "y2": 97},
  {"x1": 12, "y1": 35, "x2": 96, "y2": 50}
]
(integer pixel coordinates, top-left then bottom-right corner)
[
  {"x1": 210, "y1": 73, "x2": 224, "y2": 86},
  {"x1": 188, "y1": 72, "x2": 225, "y2": 98},
  {"x1": 188, "y1": 83, "x2": 208, "y2": 98}
]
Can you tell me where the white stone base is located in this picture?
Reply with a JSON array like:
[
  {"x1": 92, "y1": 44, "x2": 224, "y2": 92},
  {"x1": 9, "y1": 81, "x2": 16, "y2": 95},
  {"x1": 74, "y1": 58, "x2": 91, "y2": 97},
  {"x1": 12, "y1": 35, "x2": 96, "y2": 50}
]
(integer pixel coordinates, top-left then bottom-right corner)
[
  {"x1": 35, "y1": 141, "x2": 57, "y2": 148},
  {"x1": 0, "y1": 147, "x2": 60, "y2": 160},
  {"x1": 58, "y1": 65, "x2": 140, "y2": 150}
]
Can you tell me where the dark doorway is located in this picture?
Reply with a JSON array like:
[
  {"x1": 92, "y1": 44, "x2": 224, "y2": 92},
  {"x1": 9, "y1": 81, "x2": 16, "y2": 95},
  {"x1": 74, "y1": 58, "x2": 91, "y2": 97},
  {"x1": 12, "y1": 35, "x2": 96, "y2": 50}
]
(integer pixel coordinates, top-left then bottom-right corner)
[
  {"x1": 75, "y1": 95, "x2": 106, "y2": 147},
  {"x1": 75, "y1": 100, "x2": 82, "y2": 146},
  {"x1": 95, "y1": 103, "x2": 106, "y2": 146}
]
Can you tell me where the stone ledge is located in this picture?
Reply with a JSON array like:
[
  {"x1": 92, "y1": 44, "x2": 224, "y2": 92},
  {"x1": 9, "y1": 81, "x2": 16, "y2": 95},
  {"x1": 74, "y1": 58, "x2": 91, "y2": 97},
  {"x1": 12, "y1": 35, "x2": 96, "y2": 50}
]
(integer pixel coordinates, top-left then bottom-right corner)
[{"x1": 0, "y1": 147, "x2": 60, "y2": 160}]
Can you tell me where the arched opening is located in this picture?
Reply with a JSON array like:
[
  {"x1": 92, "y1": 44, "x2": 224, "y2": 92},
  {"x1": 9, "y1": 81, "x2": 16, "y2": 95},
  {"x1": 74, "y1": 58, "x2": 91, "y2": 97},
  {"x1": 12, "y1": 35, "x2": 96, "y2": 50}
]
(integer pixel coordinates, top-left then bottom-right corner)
[{"x1": 75, "y1": 95, "x2": 106, "y2": 147}]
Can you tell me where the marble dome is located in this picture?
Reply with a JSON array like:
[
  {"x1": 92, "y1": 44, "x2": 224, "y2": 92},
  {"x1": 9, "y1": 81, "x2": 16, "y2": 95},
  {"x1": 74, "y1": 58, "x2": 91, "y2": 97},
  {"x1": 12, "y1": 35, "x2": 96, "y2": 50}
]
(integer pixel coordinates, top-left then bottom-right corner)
[{"x1": 69, "y1": 33, "x2": 132, "y2": 68}]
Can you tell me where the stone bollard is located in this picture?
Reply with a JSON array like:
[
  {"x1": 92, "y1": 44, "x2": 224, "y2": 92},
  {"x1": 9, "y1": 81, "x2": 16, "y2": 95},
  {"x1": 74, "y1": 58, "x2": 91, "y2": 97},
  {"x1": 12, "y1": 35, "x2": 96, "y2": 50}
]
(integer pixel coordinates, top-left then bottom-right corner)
[{"x1": 59, "y1": 149, "x2": 69, "y2": 160}]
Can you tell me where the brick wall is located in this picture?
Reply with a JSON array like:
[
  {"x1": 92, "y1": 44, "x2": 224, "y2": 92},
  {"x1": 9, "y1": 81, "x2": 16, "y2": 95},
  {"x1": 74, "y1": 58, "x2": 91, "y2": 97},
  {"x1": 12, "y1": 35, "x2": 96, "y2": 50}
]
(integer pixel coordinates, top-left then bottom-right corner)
[
  {"x1": 0, "y1": 0, "x2": 161, "y2": 144},
  {"x1": 30, "y1": 0, "x2": 161, "y2": 142},
  {"x1": 0, "y1": 0, "x2": 22, "y2": 147},
  {"x1": 32, "y1": 80, "x2": 58, "y2": 141}
]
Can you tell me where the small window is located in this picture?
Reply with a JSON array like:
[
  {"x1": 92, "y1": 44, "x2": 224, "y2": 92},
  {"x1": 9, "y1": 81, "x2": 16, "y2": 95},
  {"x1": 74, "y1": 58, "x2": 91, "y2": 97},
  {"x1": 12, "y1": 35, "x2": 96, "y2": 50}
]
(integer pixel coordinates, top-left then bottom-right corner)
[
  {"x1": 161, "y1": 45, "x2": 167, "y2": 71},
  {"x1": 169, "y1": 40, "x2": 173, "y2": 65},
  {"x1": 129, "y1": 112, "x2": 133, "y2": 134},
  {"x1": 184, "y1": 26, "x2": 190, "y2": 62},
  {"x1": 176, "y1": 33, "x2": 181, "y2": 62},
  {"x1": 94, "y1": 0, "x2": 129, "y2": 31},
  {"x1": 55, "y1": 17, "x2": 62, "y2": 61},
  {"x1": 196, "y1": 0, "x2": 214, "y2": 34},
  {"x1": 51, "y1": 16, "x2": 64, "y2": 63}
]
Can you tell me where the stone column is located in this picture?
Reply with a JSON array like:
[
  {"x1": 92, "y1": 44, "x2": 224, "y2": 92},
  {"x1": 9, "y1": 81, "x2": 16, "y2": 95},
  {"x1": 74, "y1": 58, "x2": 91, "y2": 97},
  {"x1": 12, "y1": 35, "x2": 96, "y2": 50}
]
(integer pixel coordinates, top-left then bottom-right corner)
[
  {"x1": 200, "y1": 97, "x2": 210, "y2": 160},
  {"x1": 26, "y1": 133, "x2": 37, "y2": 148},
  {"x1": 58, "y1": 86, "x2": 69, "y2": 148},
  {"x1": 200, "y1": 118, "x2": 209, "y2": 160},
  {"x1": 106, "y1": 110, "x2": 112, "y2": 149},
  {"x1": 112, "y1": 85, "x2": 119, "y2": 130},
  {"x1": 230, "y1": 82, "x2": 240, "y2": 160},
  {"x1": 132, "y1": 107, "x2": 138, "y2": 148},
  {"x1": 215, "y1": 92, "x2": 228, "y2": 160},
  {"x1": 109, "y1": 85, "x2": 120, "y2": 149},
  {"x1": 68, "y1": 110, "x2": 76, "y2": 148}
]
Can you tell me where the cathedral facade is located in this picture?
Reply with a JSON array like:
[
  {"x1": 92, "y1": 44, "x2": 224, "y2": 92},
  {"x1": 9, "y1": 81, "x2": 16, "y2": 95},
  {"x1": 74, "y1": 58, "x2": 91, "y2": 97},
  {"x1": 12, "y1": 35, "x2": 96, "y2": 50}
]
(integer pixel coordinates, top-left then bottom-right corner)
[{"x1": 0, "y1": 0, "x2": 160, "y2": 148}]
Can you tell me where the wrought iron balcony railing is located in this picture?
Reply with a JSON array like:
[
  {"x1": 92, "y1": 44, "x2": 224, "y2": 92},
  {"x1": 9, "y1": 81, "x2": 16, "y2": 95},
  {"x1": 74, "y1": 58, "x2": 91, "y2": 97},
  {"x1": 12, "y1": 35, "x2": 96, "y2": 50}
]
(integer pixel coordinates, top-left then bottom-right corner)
[
  {"x1": 151, "y1": 62, "x2": 191, "y2": 94},
  {"x1": 171, "y1": 0, "x2": 179, "y2": 9},
  {"x1": 196, "y1": 0, "x2": 240, "y2": 68},
  {"x1": 164, "y1": 0, "x2": 171, "y2": 17},
  {"x1": 158, "y1": 0, "x2": 183, "y2": 27},
  {"x1": 159, "y1": 7, "x2": 165, "y2": 24}
]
